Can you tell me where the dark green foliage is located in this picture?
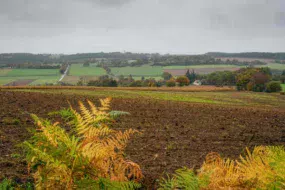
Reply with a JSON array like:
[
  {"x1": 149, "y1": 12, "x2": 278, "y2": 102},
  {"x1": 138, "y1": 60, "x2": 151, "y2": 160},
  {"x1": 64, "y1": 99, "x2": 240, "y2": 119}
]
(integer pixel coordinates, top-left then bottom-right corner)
[
  {"x1": 83, "y1": 62, "x2": 90, "y2": 67},
  {"x1": 0, "y1": 179, "x2": 13, "y2": 190},
  {"x1": 205, "y1": 71, "x2": 235, "y2": 86},
  {"x1": 158, "y1": 168, "x2": 209, "y2": 190},
  {"x1": 75, "y1": 178, "x2": 141, "y2": 190},
  {"x1": 87, "y1": 75, "x2": 118, "y2": 87},
  {"x1": 236, "y1": 67, "x2": 271, "y2": 91},
  {"x1": 48, "y1": 108, "x2": 75, "y2": 122},
  {"x1": 129, "y1": 80, "x2": 143, "y2": 87},
  {"x1": 118, "y1": 75, "x2": 134, "y2": 87},
  {"x1": 266, "y1": 81, "x2": 282, "y2": 92},
  {"x1": 162, "y1": 72, "x2": 172, "y2": 80},
  {"x1": 185, "y1": 69, "x2": 196, "y2": 83},
  {"x1": 59, "y1": 63, "x2": 69, "y2": 74},
  {"x1": 207, "y1": 52, "x2": 285, "y2": 60}
]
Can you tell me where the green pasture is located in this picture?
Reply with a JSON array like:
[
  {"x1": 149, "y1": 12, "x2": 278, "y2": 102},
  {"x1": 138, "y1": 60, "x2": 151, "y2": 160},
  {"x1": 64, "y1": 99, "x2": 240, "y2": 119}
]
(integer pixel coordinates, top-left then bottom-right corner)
[
  {"x1": 69, "y1": 64, "x2": 106, "y2": 76},
  {"x1": 255, "y1": 63, "x2": 285, "y2": 70},
  {"x1": 0, "y1": 75, "x2": 61, "y2": 86},
  {"x1": 163, "y1": 65, "x2": 243, "y2": 69},
  {"x1": 281, "y1": 84, "x2": 285, "y2": 92}
]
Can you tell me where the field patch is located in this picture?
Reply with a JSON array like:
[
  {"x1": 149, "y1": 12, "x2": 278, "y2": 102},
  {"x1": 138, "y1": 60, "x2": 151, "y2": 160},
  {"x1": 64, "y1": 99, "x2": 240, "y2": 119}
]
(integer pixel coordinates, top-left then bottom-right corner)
[
  {"x1": 0, "y1": 78, "x2": 13, "y2": 85},
  {"x1": 258, "y1": 63, "x2": 285, "y2": 70},
  {"x1": 111, "y1": 65, "x2": 163, "y2": 77},
  {"x1": 0, "y1": 75, "x2": 61, "y2": 86},
  {"x1": 5, "y1": 79, "x2": 35, "y2": 86},
  {"x1": 0, "y1": 68, "x2": 12, "y2": 76},
  {"x1": 29, "y1": 76, "x2": 61, "y2": 85},
  {"x1": 69, "y1": 64, "x2": 106, "y2": 76},
  {"x1": 6, "y1": 69, "x2": 59, "y2": 77},
  {"x1": 164, "y1": 67, "x2": 240, "y2": 75},
  {"x1": 163, "y1": 64, "x2": 243, "y2": 69}
]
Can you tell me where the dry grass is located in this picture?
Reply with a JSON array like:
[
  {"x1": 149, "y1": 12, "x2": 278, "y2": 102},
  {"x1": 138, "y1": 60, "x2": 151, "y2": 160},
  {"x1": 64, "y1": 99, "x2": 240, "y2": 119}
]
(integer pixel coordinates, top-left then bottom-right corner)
[{"x1": 0, "y1": 85, "x2": 235, "y2": 92}]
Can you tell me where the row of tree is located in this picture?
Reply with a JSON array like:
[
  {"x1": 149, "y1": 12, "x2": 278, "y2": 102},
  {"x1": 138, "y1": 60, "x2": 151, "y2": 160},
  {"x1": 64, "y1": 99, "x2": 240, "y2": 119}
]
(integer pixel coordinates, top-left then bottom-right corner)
[
  {"x1": 207, "y1": 52, "x2": 285, "y2": 60},
  {"x1": 7, "y1": 62, "x2": 60, "y2": 69},
  {"x1": 1, "y1": 52, "x2": 274, "y2": 66}
]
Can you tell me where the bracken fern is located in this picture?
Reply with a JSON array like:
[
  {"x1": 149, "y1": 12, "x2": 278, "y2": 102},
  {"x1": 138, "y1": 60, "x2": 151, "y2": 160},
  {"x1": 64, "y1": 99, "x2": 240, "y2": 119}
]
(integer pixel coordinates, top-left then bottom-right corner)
[
  {"x1": 24, "y1": 97, "x2": 142, "y2": 190},
  {"x1": 159, "y1": 146, "x2": 285, "y2": 190}
]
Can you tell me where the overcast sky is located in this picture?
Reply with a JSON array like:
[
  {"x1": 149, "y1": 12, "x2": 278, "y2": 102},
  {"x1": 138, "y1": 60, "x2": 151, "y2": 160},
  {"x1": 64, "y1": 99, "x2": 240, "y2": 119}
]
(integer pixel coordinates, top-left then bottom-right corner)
[{"x1": 0, "y1": 0, "x2": 285, "y2": 54}]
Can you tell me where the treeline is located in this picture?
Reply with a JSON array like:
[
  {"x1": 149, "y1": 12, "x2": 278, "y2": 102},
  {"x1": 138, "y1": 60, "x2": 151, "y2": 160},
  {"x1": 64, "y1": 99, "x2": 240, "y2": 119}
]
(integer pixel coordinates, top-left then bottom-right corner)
[
  {"x1": 207, "y1": 52, "x2": 285, "y2": 60},
  {"x1": 59, "y1": 63, "x2": 69, "y2": 74},
  {"x1": 7, "y1": 62, "x2": 60, "y2": 69},
  {"x1": 79, "y1": 75, "x2": 164, "y2": 87},
  {"x1": 0, "y1": 53, "x2": 60, "y2": 64},
  {"x1": 152, "y1": 55, "x2": 266, "y2": 67}
]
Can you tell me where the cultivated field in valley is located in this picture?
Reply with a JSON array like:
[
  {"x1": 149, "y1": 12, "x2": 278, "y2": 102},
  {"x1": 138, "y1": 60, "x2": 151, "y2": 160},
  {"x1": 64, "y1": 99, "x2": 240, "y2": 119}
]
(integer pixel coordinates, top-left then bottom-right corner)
[
  {"x1": 69, "y1": 64, "x2": 106, "y2": 76},
  {"x1": 0, "y1": 69, "x2": 60, "y2": 86},
  {"x1": 111, "y1": 65, "x2": 163, "y2": 77},
  {"x1": 0, "y1": 88, "x2": 284, "y2": 188}
]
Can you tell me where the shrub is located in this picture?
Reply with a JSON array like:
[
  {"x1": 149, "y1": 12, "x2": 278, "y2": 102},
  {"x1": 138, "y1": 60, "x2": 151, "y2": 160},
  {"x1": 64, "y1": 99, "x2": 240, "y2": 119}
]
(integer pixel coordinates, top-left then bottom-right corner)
[
  {"x1": 266, "y1": 81, "x2": 282, "y2": 92},
  {"x1": 176, "y1": 76, "x2": 190, "y2": 86},
  {"x1": 162, "y1": 72, "x2": 173, "y2": 80},
  {"x1": 159, "y1": 146, "x2": 285, "y2": 190},
  {"x1": 87, "y1": 78, "x2": 118, "y2": 87},
  {"x1": 23, "y1": 98, "x2": 142, "y2": 189},
  {"x1": 246, "y1": 81, "x2": 254, "y2": 91},
  {"x1": 83, "y1": 62, "x2": 90, "y2": 67},
  {"x1": 236, "y1": 67, "x2": 271, "y2": 91},
  {"x1": 166, "y1": 79, "x2": 176, "y2": 87},
  {"x1": 129, "y1": 80, "x2": 143, "y2": 87}
]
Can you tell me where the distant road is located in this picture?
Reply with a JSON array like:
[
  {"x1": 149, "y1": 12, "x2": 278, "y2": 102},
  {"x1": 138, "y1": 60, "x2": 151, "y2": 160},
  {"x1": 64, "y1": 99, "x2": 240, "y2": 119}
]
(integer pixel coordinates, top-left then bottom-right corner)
[{"x1": 59, "y1": 64, "x2": 70, "y2": 82}]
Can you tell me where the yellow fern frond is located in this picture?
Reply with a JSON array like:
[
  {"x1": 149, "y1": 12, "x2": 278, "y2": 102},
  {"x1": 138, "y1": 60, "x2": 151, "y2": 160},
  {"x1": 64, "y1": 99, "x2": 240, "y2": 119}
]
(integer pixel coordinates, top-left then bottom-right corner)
[
  {"x1": 99, "y1": 97, "x2": 111, "y2": 112},
  {"x1": 87, "y1": 99, "x2": 99, "y2": 116},
  {"x1": 199, "y1": 152, "x2": 241, "y2": 188}
]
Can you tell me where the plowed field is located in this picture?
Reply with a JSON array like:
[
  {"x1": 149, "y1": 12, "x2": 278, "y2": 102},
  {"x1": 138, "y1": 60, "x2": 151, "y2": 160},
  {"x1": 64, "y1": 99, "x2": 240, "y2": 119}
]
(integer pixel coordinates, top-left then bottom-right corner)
[{"x1": 0, "y1": 91, "x2": 284, "y2": 189}]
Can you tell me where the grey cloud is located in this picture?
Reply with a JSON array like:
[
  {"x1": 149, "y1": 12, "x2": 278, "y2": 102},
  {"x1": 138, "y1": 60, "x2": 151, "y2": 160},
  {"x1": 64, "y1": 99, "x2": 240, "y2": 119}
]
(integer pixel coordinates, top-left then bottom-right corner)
[
  {"x1": 80, "y1": 0, "x2": 133, "y2": 7},
  {"x1": 0, "y1": 0, "x2": 284, "y2": 53}
]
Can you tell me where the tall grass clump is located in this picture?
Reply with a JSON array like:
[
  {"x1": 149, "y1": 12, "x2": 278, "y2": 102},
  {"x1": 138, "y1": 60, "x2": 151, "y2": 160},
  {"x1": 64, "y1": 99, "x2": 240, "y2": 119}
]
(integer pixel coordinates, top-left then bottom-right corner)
[
  {"x1": 159, "y1": 146, "x2": 285, "y2": 190},
  {"x1": 23, "y1": 97, "x2": 143, "y2": 189}
]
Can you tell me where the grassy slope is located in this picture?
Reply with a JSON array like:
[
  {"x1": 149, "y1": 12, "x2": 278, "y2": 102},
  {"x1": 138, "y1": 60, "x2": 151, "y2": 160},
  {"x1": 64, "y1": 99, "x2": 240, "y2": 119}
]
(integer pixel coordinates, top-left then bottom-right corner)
[
  {"x1": 281, "y1": 84, "x2": 285, "y2": 92},
  {"x1": 163, "y1": 65, "x2": 244, "y2": 69},
  {"x1": 7, "y1": 88, "x2": 285, "y2": 109},
  {"x1": 69, "y1": 64, "x2": 106, "y2": 76}
]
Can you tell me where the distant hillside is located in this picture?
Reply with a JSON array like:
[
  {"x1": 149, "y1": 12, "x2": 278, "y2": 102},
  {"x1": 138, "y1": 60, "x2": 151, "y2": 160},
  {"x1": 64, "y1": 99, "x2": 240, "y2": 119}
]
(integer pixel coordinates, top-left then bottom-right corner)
[
  {"x1": 1, "y1": 52, "x2": 285, "y2": 66},
  {"x1": 0, "y1": 52, "x2": 152, "y2": 65},
  {"x1": 206, "y1": 52, "x2": 285, "y2": 60}
]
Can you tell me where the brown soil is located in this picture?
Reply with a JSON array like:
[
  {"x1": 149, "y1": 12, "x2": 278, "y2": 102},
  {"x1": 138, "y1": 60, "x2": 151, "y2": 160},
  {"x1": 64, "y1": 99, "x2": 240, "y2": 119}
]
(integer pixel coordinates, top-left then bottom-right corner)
[{"x1": 0, "y1": 91, "x2": 284, "y2": 189}]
